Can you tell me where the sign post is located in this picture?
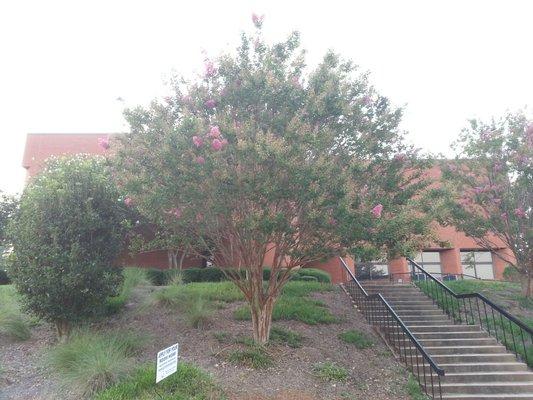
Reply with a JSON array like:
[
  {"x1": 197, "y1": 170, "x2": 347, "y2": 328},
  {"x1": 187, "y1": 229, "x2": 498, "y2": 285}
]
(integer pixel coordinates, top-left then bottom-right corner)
[{"x1": 156, "y1": 343, "x2": 179, "y2": 383}]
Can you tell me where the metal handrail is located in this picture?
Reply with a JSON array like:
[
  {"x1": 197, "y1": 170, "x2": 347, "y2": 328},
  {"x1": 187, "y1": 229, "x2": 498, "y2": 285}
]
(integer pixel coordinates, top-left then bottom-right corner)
[
  {"x1": 339, "y1": 257, "x2": 444, "y2": 399},
  {"x1": 389, "y1": 271, "x2": 481, "y2": 281},
  {"x1": 407, "y1": 257, "x2": 533, "y2": 366}
]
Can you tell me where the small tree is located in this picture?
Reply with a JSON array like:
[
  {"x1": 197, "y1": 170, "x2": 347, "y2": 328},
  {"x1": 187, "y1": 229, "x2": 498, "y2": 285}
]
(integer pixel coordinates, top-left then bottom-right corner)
[
  {"x1": 0, "y1": 192, "x2": 18, "y2": 272},
  {"x1": 114, "y1": 18, "x2": 432, "y2": 343},
  {"x1": 440, "y1": 111, "x2": 532, "y2": 295},
  {"x1": 8, "y1": 155, "x2": 128, "y2": 339}
]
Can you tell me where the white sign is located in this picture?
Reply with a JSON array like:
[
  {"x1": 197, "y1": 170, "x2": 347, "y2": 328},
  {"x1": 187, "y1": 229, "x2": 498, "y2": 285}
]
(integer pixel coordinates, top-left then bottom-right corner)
[{"x1": 156, "y1": 343, "x2": 179, "y2": 383}]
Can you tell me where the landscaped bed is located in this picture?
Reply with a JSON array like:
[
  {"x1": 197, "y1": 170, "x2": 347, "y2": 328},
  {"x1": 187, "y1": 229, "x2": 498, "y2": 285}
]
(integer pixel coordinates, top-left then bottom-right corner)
[{"x1": 0, "y1": 278, "x2": 419, "y2": 400}]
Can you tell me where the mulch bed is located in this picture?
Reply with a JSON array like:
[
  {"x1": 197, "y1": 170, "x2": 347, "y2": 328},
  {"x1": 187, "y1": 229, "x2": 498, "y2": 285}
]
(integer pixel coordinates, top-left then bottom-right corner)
[{"x1": 0, "y1": 285, "x2": 413, "y2": 400}]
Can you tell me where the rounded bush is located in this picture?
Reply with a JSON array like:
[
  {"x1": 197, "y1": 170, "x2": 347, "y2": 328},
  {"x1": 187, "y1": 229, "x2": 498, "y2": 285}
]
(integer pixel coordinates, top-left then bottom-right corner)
[{"x1": 7, "y1": 156, "x2": 127, "y2": 337}]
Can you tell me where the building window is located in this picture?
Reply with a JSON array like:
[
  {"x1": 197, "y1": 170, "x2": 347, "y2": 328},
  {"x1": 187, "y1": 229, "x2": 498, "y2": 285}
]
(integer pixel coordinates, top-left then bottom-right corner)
[
  {"x1": 356, "y1": 261, "x2": 389, "y2": 279},
  {"x1": 460, "y1": 251, "x2": 494, "y2": 280},
  {"x1": 414, "y1": 251, "x2": 442, "y2": 275}
]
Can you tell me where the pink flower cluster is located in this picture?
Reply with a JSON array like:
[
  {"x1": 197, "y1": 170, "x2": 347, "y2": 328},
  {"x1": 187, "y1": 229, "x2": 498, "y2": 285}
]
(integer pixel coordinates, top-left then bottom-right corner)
[
  {"x1": 514, "y1": 208, "x2": 527, "y2": 218},
  {"x1": 205, "y1": 99, "x2": 217, "y2": 109},
  {"x1": 371, "y1": 204, "x2": 383, "y2": 218},
  {"x1": 191, "y1": 125, "x2": 228, "y2": 163},
  {"x1": 204, "y1": 60, "x2": 217, "y2": 78},
  {"x1": 124, "y1": 197, "x2": 134, "y2": 207},
  {"x1": 252, "y1": 13, "x2": 264, "y2": 28},
  {"x1": 98, "y1": 137, "x2": 110, "y2": 150}
]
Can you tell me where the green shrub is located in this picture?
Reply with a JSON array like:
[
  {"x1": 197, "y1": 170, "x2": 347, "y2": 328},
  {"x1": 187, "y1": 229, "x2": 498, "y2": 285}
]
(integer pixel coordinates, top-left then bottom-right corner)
[
  {"x1": 7, "y1": 156, "x2": 127, "y2": 338},
  {"x1": 293, "y1": 268, "x2": 331, "y2": 283},
  {"x1": 312, "y1": 362, "x2": 349, "y2": 382},
  {"x1": 293, "y1": 275, "x2": 318, "y2": 282},
  {"x1": 338, "y1": 329, "x2": 374, "y2": 349},
  {"x1": 228, "y1": 346, "x2": 273, "y2": 369},
  {"x1": 0, "y1": 269, "x2": 10, "y2": 285},
  {"x1": 0, "y1": 285, "x2": 31, "y2": 341},
  {"x1": 46, "y1": 329, "x2": 146, "y2": 397},
  {"x1": 146, "y1": 268, "x2": 168, "y2": 285},
  {"x1": 182, "y1": 267, "x2": 227, "y2": 283},
  {"x1": 145, "y1": 266, "x2": 331, "y2": 286},
  {"x1": 281, "y1": 281, "x2": 333, "y2": 297},
  {"x1": 95, "y1": 362, "x2": 225, "y2": 400},
  {"x1": 269, "y1": 326, "x2": 303, "y2": 348}
]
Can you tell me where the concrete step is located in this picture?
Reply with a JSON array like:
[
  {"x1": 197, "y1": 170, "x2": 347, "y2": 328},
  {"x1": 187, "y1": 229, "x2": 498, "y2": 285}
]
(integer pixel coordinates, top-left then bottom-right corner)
[
  {"x1": 438, "y1": 382, "x2": 533, "y2": 395},
  {"x1": 414, "y1": 331, "x2": 489, "y2": 339},
  {"x1": 441, "y1": 395, "x2": 533, "y2": 399},
  {"x1": 418, "y1": 338, "x2": 498, "y2": 347},
  {"x1": 425, "y1": 345, "x2": 508, "y2": 355},
  {"x1": 387, "y1": 300, "x2": 436, "y2": 306},
  {"x1": 442, "y1": 372, "x2": 533, "y2": 383},
  {"x1": 409, "y1": 325, "x2": 481, "y2": 333},
  {"x1": 438, "y1": 363, "x2": 529, "y2": 373},
  {"x1": 430, "y1": 353, "x2": 518, "y2": 364},
  {"x1": 391, "y1": 306, "x2": 442, "y2": 312}
]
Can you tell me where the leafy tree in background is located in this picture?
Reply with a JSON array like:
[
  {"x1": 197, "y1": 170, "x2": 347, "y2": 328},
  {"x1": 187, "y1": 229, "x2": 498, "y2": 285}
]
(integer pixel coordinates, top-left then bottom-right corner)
[
  {"x1": 8, "y1": 156, "x2": 128, "y2": 339},
  {"x1": 114, "y1": 16, "x2": 434, "y2": 343},
  {"x1": 440, "y1": 111, "x2": 532, "y2": 295},
  {"x1": 0, "y1": 192, "x2": 18, "y2": 279}
]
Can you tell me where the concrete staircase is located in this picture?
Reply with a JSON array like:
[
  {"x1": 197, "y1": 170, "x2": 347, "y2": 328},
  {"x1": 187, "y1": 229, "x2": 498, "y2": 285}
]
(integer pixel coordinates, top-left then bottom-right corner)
[{"x1": 361, "y1": 280, "x2": 533, "y2": 400}]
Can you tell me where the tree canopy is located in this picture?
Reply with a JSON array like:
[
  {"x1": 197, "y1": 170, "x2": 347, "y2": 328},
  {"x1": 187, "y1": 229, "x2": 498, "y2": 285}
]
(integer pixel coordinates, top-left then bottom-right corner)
[
  {"x1": 439, "y1": 110, "x2": 532, "y2": 294},
  {"x1": 114, "y1": 18, "x2": 434, "y2": 342}
]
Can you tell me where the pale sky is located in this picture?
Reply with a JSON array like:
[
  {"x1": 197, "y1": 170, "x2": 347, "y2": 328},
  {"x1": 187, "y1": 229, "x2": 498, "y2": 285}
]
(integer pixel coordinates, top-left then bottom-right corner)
[{"x1": 1, "y1": 0, "x2": 531, "y2": 194}]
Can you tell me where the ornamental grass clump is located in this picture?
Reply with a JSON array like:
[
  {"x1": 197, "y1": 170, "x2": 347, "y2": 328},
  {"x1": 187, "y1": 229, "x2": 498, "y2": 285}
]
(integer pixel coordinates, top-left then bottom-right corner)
[{"x1": 46, "y1": 329, "x2": 146, "y2": 397}]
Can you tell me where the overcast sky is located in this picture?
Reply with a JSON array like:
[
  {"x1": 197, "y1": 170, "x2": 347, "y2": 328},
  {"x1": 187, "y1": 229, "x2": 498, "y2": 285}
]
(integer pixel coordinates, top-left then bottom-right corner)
[{"x1": 1, "y1": 0, "x2": 531, "y2": 194}]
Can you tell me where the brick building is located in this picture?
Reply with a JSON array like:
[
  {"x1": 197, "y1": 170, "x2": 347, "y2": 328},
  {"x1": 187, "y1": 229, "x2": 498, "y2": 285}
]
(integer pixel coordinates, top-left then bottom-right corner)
[{"x1": 22, "y1": 133, "x2": 513, "y2": 283}]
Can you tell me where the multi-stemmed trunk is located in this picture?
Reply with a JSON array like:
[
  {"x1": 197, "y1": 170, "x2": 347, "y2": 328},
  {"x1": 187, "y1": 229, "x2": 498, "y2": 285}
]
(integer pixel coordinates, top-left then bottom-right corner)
[
  {"x1": 250, "y1": 296, "x2": 275, "y2": 345},
  {"x1": 55, "y1": 320, "x2": 71, "y2": 342}
]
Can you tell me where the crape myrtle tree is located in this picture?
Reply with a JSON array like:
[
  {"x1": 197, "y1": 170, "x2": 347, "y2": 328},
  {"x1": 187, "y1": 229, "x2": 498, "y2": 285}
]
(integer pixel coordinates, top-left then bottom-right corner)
[
  {"x1": 439, "y1": 111, "x2": 532, "y2": 295},
  {"x1": 114, "y1": 16, "x2": 433, "y2": 343},
  {"x1": 8, "y1": 156, "x2": 128, "y2": 339}
]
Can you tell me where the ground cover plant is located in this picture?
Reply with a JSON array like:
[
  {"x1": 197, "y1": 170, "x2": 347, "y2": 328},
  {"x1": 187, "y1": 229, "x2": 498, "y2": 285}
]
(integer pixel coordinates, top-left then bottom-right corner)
[
  {"x1": 0, "y1": 285, "x2": 31, "y2": 341},
  {"x1": 338, "y1": 329, "x2": 374, "y2": 349},
  {"x1": 312, "y1": 362, "x2": 349, "y2": 382},
  {"x1": 45, "y1": 329, "x2": 147, "y2": 397},
  {"x1": 94, "y1": 363, "x2": 226, "y2": 400},
  {"x1": 227, "y1": 345, "x2": 274, "y2": 369}
]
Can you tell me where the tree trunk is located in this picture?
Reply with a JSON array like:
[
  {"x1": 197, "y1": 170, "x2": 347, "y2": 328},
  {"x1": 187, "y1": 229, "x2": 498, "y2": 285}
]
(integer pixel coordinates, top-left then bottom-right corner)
[
  {"x1": 250, "y1": 297, "x2": 275, "y2": 345},
  {"x1": 55, "y1": 320, "x2": 71, "y2": 342},
  {"x1": 168, "y1": 249, "x2": 179, "y2": 269},
  {"x1": 167, "y1": 250, "x2": 173, "y2": 269},
  {"x1": 521, "y1": 269, "x2": 532, "y2": 298},
  {"x1": 178, "y1": 252, "x2": 186, "y2": 271}
]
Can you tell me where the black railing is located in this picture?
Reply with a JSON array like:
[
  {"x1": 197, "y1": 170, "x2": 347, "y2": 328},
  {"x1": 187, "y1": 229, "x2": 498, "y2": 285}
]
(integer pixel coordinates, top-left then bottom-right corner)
[
  {"x1": 340, "y1": 258, "x2": 444, "y2": 399},
  {"x1": 389, "y1": 271, "x2": 481, "y2": 283},
  {"x1": 407, "y1": 257, "x2": 533, "y2": 367}
]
